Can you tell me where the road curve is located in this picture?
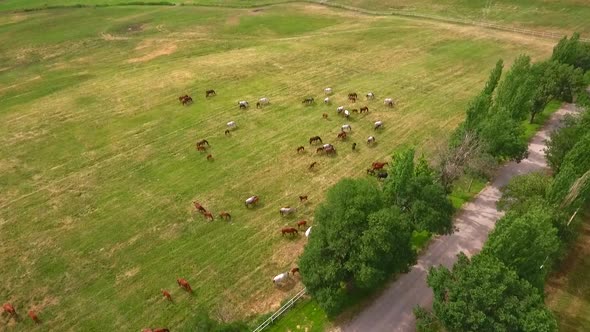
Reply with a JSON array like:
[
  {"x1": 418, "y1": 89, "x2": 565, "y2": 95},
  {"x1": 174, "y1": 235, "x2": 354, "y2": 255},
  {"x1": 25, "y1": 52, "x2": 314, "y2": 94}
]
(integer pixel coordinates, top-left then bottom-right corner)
[{"x1": 343, "y1": 104, "x2": 579, "y2": 332}]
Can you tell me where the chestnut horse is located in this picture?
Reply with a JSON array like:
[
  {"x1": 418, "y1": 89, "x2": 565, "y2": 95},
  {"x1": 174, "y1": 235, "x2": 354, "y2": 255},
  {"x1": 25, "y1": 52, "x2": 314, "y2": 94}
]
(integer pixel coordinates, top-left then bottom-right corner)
[
  {"x1": 193, "y1": 201, "x2": 207, "y2": 214},
  {"x1": 219, "y1": 211, "x2": 231, "y2": 220},
  {"x1": 28, "y1": 310, "x2": 40, "y2": 323},
  {"x1": 3, "y1": 303, "x2": 16, "y2": 317},
  {"x1": 291, "y1": 267, "x2": 300, "y2": 275},
  {"x1": 360, "y1": 106, "x2": 369, "y2": 113},
  {"x1": 299, "y1": 195, "x2": 308, "y2": 202},
  {"x1": 203, "y1": 211, "x2": 214, "y2": 221},
  {"x1": 348, "y1": 92, "x2": 358, "y2": 102},
  {"x1": 297, "y1": 220, "x2": 307, "y2": 229},
  {"x1": 177, "y1": 278, "x2": 193, "y2": 293},
  {"x1": 337, "y1": 132, "x2": 347, "y2": 140},
  {"x1": 372, "y1": 162, "x2": 388, "y2": 170},
  {"x1": 281, "y1": 227, "x2": 298, "y2": 236},
  {"x1": 196, "y1": 145, "x2": 207, "y2": 152},
  {"x1": 297, "y1": 146, "x2": 305, "y2": 153},
  {"x1": 161, "y1": 290, "x2": 172, "y2": 301}
]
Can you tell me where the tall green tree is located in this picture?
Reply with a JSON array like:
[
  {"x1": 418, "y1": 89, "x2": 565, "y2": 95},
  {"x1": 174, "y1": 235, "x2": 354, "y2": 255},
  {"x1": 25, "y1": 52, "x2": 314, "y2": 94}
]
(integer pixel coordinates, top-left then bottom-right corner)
[
  {"x1": 497, "y1": 172, "x2": 551, "y2": 213},
  {"x1": 551, "y1": 33, "x2": 590, "y2": 71},
  {"x1": 428, "y1": 253, "x2": 557, "y2": 332},
  {"x1": 299, "y1": 179, "x2": 413, "y2": 316},
  {"x1": 463, "y1": 59, "x2": 504, "y2": 131},
  {"x1": 549, "y1": 131, "x2": 590, "y2": 209},
  {"x1": 545, "y1": 111, "x2": 590, "y2": 173},
  {"x1": 494, "y1": 55, "x2": 535, "y2": 121},
  {"x1": 482, "y1": 207, "x2": 560, "y2": 290},
  {"x1": 478, "y1": 111, "x2": 528, "y2": 161}
]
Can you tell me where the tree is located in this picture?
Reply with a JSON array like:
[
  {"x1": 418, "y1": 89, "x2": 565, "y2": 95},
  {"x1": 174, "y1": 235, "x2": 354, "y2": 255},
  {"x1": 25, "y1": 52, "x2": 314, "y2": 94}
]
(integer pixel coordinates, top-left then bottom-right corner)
[
  {"x1": 383, "y1": 149, "x2": 454, "y2": 234},
  {"x1": 478, "y1": 111, "x2": 528, "y2": 161},
  {"x1": 545, "y1": 112, "x2": 589, "y2": 173},
  {"x1": 299, "y1": 178, "x2": 413, "y2": 316},
  {"x1": 493, "y1": 55, "x2": 535, "y2": 121},
  {"x1": 551, "y1": 33, "x2": 590, "y2": 71},
  {"x1": 427, "y1": 253, "x2": 557, "y2": 332},
  {"x1": 482, "y1": 207, "x2": 560, "y2": 290},
  {"x1": 463, "y1": 59, "x2": 503, "y2": 131},
  {"x1": 497, "y1": 172, "x2": 551, "y2": 213}
]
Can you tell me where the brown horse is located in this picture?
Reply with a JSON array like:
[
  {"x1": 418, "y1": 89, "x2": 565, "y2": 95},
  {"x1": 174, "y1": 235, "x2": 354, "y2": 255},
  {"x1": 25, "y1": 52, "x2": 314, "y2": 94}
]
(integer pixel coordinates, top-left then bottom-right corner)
[
  {"x1": 179, "y1": 95, "x2": 193, "y2": 105},
  {"x1": 352, "y1": 142, "x2": 357, "y2": 151},
  {"x1": 224, "y1": 129, "x2": 231, "y2": 136},
  {"x1": 372, "y1": 162, "x2": 388, "y2": 170},
  {"x1": 177, "y1": 278, "x2": 193, "y2": 293},
  {"x1": 3, "y1": 303, "x2": 16, "y2": 317},
  {"x1": 337, "y1": 132, "x2": 347, "y2": 140},
  {"x1": 203, "y1": 211, "x2": 214, "y2": 221},
  {"x1": 193, "y1": 201, "x2": 207, "y2": 214},
  {"x1": 299, "y1": 195, "x2": 308, "y2": 203},
  {"x1": 297, "y1": 146, "x2": 305, "y2": 153},
  {"x1": 219, "y1": 211, "x2": 231, "y2": 220},
  {"x1": 360, "y1": 106, "x2": 369, "y2": 113},
  {"x1": 205, "y1": 89, "x2": 216, "y2": 97},
  {"x1": 348, "y1": 92, "x2": 358, "y2": 103},
  {"x1": 281, "y1": 227, "x2": 298, "y2": 236},
  {"x1": 291, "y1": 267, "x2": 300, "y2": 275},
  {"x1": 28, "y1": 310, "x2": 40, "y2": 323},
  {"x1": 309, "y1": 136, "x2": 322, "y2": 144},
  {"x1": 316, "y1": 147, "x2": 325, "y2": 154},
  {"x1": 309, "y1": 162, "x2": 318, "y2": 170},
  {"x1": 144, "y1": 329, "x2": 170, "y2": 332},
  {"x1": 206, "y1": 154, "x2": 213, "y2": 161},
  {"x1": 196, "y1": 139, "x2": 209, "y2": 147},
  {"x1": 297, "y1": 220, "x2": 307, "y2": 229},
  {"x1": 161, "y1": 290, "x2": 172, "y2": 301},
  {"x1": 196, "y1": 145, "x2": 207, "y2": 152},
  {"x1": 302, "y1": 97, "x2": 314, "y2": 105},
  {"x1": 322, "y1": 113, "x2": 328, "y2": 119}
]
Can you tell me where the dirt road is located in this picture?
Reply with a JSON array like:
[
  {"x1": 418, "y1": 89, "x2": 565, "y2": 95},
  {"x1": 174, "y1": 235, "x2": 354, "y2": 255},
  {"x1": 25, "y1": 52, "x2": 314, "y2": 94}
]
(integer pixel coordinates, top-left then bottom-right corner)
[{"x1": 343, "y1": 104, "x2": 579, "y2": 332}]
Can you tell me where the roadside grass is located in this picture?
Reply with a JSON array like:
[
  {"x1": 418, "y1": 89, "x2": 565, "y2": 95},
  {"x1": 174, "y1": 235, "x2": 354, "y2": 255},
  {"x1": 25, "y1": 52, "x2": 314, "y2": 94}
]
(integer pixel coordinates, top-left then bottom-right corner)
[
  {"x1": 523, "y1": 100, "x2": 562, "y2": 140},
  {"x1": 449, "y1": 175, "x2": 487, "y2": 209},
  {"x1": 0, "y1": 2, "x2": 555, "y2": 331},
  {"x1": 546, "y1": 209, "x2": 590, "y2": 332}
]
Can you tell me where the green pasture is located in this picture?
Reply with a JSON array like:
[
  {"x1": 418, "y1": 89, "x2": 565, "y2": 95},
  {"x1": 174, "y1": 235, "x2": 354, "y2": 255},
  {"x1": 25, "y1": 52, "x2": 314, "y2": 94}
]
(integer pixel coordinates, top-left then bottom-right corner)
[{"x1": 0, "y1": 3, "x2": 554, "y2": 330}]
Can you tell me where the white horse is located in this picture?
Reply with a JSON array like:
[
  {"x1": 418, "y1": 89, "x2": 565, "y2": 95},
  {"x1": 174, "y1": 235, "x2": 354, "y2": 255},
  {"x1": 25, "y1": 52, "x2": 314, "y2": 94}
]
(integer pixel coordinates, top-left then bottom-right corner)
[
  {"x1": 324, "y1": 87, "x2": 333, "y2": 95},
  {"x1": 324, "y1": 97, "x2": 330, "y2": 104},
  {"x1": 227, "y1": 121, "x2": 237, "y2": 129},
  {"x1": 279, "y1": 207, "x2": 296, "y2": 216},
  {"x1": 344, "y1": 110, "x2": 350, "y2": 119},
  {"x1": 336, "y1": 106, "x2": 344, "y2": 114},
  {"x1": 341, "y1": 124, "x2": 352, "y2": 132},
  {"x1": 245, "y1": 195, "x2": 258, "y2": 207},
  {"x1": 384, "y1": 98, "x2": 394, "y2": 107},
  {"x1": 257, "y1": 97, "x2": 270, "y2": 108},
  {"x1": 367, "y1": 136, "x2": 376, "y2": 144},
  {"x1": 366, "y1": 92, "x2": 375, "y2": 100},
  {"x1": 374, "y1": 121, "x2": 383, "y2": 129},
  {"x1": 273, "y1": 272, "x2": 289, "y2": 284},
  {"x1": 238, "y1": 100, "x2": 249, "y2": 109},
  {"x1": 305, "y1": 226, "x2": 312, "y2": 237}
]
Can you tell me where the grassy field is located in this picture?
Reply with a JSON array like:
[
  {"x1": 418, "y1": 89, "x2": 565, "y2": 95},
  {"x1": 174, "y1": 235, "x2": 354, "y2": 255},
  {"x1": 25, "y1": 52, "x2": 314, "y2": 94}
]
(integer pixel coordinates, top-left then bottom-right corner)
[
  {"x1": 0, "y1": 3, "x2": 555, "y2": 331},
  {"x1": 547, "y1": 210, "x2": 590, "y2": 332},
  {"x1": 1, "y1": 0, "x2": 589, "y2": 36}
]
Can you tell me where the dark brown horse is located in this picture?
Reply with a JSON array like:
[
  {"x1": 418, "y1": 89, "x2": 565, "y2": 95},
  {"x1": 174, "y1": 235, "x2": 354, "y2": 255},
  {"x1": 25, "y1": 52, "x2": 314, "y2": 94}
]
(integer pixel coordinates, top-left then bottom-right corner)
[
  {"x1": 224, "y1": 129, "x2": 231, "y2": 136},
  {"x1": 177, "y1": 278, "x2": 193, "y2": 293},
  {"x1": 351, "y1": 109, "x2": 358, "y2": 113},
  {"x1": 281, "y1": 227, "x2": 298, "y2": 236},
  {"x1": 205, "y1": 89, "x2": 216, "y2": 97},
  {"x1": 297, "y1": 220, "x2": 307, "y2": 229},
  {"x1": 179, "y1": 95, "x2": 193, "y2": 105},
  {"x1": 219, "y1": 211, "x2": 231, "y2": 220},
  {"x1": 322, "y1": 113, "x2": 329, "y2": 119},
  {"x1": 309, "y1": 162, "x2": 318, "y2": 170},
  {"x1": 299, "y1": 195, "x2": 308, "y2": 202},
  {"x1": 352, "y1": 142, "x2": 357, "y2": 151},
  {"x1": 196, "y1": 145, "x2": 207, "y2": 152},
  {"x1": 309, "y1": 136, "x2": 322, "y2": 144},
  {"x1": 316, "y1": 147, "x2": 324, "y2": 154},
  {"x1": 337, "y1": 132, "x2": 347, "y2": 140},
  {"x1": 297, "y1": 146, "x2": 305, "y2": 153},
  {"x1": 206, "y1": 154, "x2": 213, "y2": 161},
  {"x1": 348, "y1": 92, "x2": 358, "y2": 102},
  {"x1": 360, "y1": 106, "x2": 369, "y2": 113},
  {"x1": 302, "y1": 97, "x2": 315, "y2": 105},
  {"x1": 196, "y1": 139, "x2": 209, "y2": 147}
]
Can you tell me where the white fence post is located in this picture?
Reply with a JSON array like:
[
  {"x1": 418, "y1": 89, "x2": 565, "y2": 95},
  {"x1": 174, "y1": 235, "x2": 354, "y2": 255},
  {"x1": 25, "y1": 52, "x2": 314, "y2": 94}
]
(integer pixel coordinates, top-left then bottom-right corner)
[{"x1": 252, "y1": 288, "x2": 308, "y2": 332}]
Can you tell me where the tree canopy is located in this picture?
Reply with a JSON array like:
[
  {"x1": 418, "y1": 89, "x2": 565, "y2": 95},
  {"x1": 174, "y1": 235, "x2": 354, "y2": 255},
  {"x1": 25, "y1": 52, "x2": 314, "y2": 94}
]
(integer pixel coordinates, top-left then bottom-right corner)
[{"x1": 428, "y1": 253, "x2": 557, "y2": 332}]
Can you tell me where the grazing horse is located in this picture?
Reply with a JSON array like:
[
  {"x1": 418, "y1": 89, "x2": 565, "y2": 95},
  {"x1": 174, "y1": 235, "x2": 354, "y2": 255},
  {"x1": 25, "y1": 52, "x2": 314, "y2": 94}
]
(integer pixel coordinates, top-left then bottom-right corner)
[
  {"x1": 322, "y1": 113, "x2": 329, "y2": 119},
  {"x1": 341, "y1": 124, "x2": 352, "y2": 132},
  {"x1": 281, "y1": 227, "x2": 298, "y2": 236},
  {"x1": 161, "y1": 290, "x2": 172, "y2": 301},
  {"x1": 177, "y1": 278, "x2": 193, "y2": 293},
  {"x1": 374, "y1": 121, "x2": 383, "y2": 130},
  {"x1": 352, "y1": 142, "x2": 357, "y2": 151},
  {"x1": 291, "y1": 267, "x2": 300, "y2": 275},
  {"x1": 324, "y1": 87, "x2": 333, "y2": 95},
  {"x1": 203, "y1": 211, "x2": 214, "y2": 221},
  {"x1": 297, "y1": 146, "x2": 305, "y2": 153},
  {"x1": 205, "y1": 89, "x2": 216, "y2": 97},
  {"x1": 309, "y1": 161, "x2": 318, "y2": 170},
  {"x1": 257, "y1": 97, "x2": 270, "y2": 108},
  {"x1": 196, "y1": 145, "x2": 207, "y2": 152},
  {"x1": 360, "y1": 106, "x2": 369, "y2": 113},
  {"x1": 366, "y1": 92, "x2": 375, "y2": 100},
  {"x1": 297, "y1": 220, "x2": 307, "y2": 229},
  {"x1": 227, "y1": 121, "x2": 237, "y2": 130},
  {"x1": 384, "y1": 98, "x2": 394, "y2": 107},
  {"x1": 28, "y1": 310, "x2": 40, "y2": 323},
  {"x1": 193, "y1": 201, "x2": 207, "y2": 214},
  {"x1": 196, "y1": 139, "x2": 209, "y2": 147},
  {"x1": 179, "y1": 95, "x2": 193, "y2": 105},
  {"x1": 337, "y1": 132, "x2": 347, "y2": 140},
  {"x1": 336, "y1": 106, "x2": 344, "y2": 114},
  {"x1": 219, "y1": 211, "x2": 231, "y2": 220},
  {"x1": 343, "y1": 110, "x2": 350, "y2": 119},
  {"x1": 309, "y1": 136, "x2": 323, "y2": 144},
  {"x1": 273, "y1": 272, "x2": 289, "y2": 284},
  {"x1": 316, "y1": 147, "x2": 324, "y2": 154},
  {"x1": 279, "y1": 207, "x2": 296, "y2": 216},
  {"x1": 348, "y1": 92, "x2": 358, "y2": 102},
  {"x1": 224, "y1": 129, "x2": 231, "y2": 136},
  {"x1": 324, "y1": 97, "x2": 330, "y2": 104},
  {"x1": 302, "y1": 97, "x2": 314, "y2": 105},
  {"x1": 206, "y1": 154, "x2": 213, "y2": 161},
  {"x1": 3, "y1": 303, "x2": 16, "y2": 317},
  {"x1": 299, "y1": 195, "x2": 308, "y2": 202},
  {"x1": 372, "y1": 162, "x2": 388, "y2": 170},
  {"x1": 367, "y1": 136, "x2": 376, "y2": 144},
  {"x1": 245, "y1": 195, "x2": 259, "y2": 207},
  {"x1": 322, "y1": 143, "x2": 335, "y2": 154},
  {"x1": 238, "y1": 100, "x2": 249, "y2": 109}
]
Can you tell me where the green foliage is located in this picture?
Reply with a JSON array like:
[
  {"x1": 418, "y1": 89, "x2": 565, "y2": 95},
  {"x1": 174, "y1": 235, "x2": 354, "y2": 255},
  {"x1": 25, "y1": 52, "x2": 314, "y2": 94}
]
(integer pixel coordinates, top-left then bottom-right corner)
[
  {"x1": 497, "y1": 172, "x2": 551, "y2": 213},
  {"x1": 428, "y1": 253, "x2": 557, "y2": 332},
  {"x1": 545, "y1": 112, "x2": 590, "y2": 173},
  {"x1": 384, "y1": 149, "x2": 454, "y2": 234},
  {"x1": 299, "y1": 179, "x2": 413, "y2": 316},
  {"x1": 551, "y1": 33, "x2": 590, "y2": 71},
  {"x1": 414, "y1": 306, "x2": 444, "y2": 332},
  {"x1": 463, "y1": 59, "x2": 503, "y2": 131},
  {"x1": 178, "y1": 310, "x2": 248, "y2": 332},
  {"x1": 478, "y1": 111, "x2": 528, "y2": 161},
  {"x1": 494, "y1": 55, "x2": 534, "y2": 121},
  {"x1": 549, "y1": 132, "x2": 590, "y2": 210},
  {"x1": 482, "y1": 207, "x2": 560, "y2": 290}
]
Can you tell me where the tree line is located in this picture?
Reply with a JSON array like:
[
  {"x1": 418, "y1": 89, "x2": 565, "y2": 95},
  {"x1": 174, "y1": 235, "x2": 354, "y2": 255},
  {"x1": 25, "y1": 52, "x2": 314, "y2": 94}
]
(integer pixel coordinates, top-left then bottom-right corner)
[
  {"x1": 419, "y1": 34, "x2": 590, "y2": 332},
  {"x1": 297, "y1": 32, "x2": 590, "y2": 326}
]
